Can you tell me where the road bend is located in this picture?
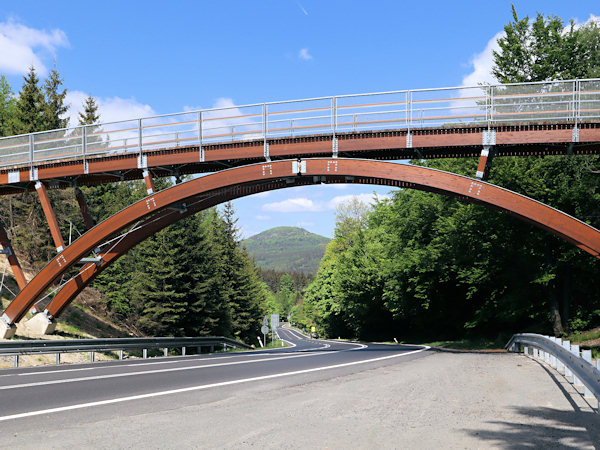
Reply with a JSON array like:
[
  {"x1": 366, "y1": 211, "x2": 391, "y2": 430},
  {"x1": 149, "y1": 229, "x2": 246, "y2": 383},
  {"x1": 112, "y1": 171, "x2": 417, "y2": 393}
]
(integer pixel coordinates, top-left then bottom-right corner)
[{"x1": 0, "y1": 327, "x2": 427, "y2": 429}]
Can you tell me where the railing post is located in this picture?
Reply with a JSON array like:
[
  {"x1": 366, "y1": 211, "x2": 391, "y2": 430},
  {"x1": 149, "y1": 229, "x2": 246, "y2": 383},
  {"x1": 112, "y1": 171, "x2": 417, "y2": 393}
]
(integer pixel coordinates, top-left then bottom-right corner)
[
  {"x1": 29, "y1": 134, "x2": 34, "y2": 166},
  {"x1": 90, "y1": 351, "x2": 95, "y2": 362},
  {"x1": 119, "y1": 349, "x2": 123, "y2": 360},
  {"x1": 143, "y1": 348, "x2": 147, "y2": 359},
  {"x1": 182, "y1": 346, "x2": 186, "y2": 356},
  {"x1": 198, "y1": 111, "x2": 204, "y2": 162},
  {"x1": 82, "y1": 125, "x2": 87, "y2": 157},
  {"x1": 138, "y1": 118, "x2": 143, "y2": 156},
  {"x1": 263, "y1": 103, "x2": 270, "y2": 162},
  {"x1": 13, "y1": 354, "x2": 18, "y2": 368},
  {"x1": 163, "y1": 347, "x2": 168, "y2": 357},
  {"x1": 56, "y1": 353, "x2": 60, "y2": 365}
]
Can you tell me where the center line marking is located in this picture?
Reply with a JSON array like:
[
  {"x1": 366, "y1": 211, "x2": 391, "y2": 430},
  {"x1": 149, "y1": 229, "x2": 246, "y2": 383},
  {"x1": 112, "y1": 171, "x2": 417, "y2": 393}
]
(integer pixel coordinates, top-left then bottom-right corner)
[{"x1": 0, "y1": 346, "x2": 429, "y2": 422}]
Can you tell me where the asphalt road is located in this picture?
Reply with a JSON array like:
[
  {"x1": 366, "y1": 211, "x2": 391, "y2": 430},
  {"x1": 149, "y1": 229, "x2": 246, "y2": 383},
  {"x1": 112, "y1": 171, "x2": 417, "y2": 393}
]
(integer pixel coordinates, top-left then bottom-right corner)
[{"x1": 0, "y1": 327, "x2": 427, "y2": 429}]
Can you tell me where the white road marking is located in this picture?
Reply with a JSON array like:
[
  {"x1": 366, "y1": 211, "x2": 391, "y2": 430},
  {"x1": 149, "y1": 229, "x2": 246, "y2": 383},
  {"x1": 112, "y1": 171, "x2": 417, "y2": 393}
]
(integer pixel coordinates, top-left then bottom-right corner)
[
  {"x1": 1, "y1": 350, "x2": 291, "y2": 378},
  {"x1": 0, "y1": 349, "x2": 343, "y2": 391},
  {"x1": 0, "y1": 346, "x2": 429, "y2": 422}
]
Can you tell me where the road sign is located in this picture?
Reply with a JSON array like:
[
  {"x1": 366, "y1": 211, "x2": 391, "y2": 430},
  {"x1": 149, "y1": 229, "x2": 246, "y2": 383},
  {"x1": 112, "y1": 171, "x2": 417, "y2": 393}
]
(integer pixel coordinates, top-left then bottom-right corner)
[
  {"x1": 262, "y1": 315, "x2": 269, "y2": 327},
  {"x1": 270, "y1": 314, "x2": 279, "y2": 330},
  {"x1": 261, "y1": 325, "x2": 269, "y2": 335}
]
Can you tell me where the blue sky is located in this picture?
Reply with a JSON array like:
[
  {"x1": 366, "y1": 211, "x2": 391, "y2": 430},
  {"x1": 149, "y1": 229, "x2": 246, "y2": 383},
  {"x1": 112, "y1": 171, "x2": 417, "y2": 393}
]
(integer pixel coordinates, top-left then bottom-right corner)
[{"x1": 1, "y1": 1, "x2": 599, "y2": 238}]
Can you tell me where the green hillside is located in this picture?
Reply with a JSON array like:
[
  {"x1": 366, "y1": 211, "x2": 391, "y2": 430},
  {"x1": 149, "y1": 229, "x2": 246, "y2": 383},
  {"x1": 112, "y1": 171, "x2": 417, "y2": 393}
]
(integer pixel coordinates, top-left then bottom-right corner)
[{"x1": 243, "y1": 227, "x2": 330, "y2": 274}]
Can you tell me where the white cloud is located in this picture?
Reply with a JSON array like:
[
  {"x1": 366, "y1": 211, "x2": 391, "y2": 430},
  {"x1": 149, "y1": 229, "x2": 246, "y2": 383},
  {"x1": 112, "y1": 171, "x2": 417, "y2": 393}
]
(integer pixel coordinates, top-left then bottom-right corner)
[
  {"x1": 298, "y1": 48, "x2": 312, "y2": 61},
  {"x1": 462, "y1": 31, "x2": 503, "y2": 87},
  {"x1": 255, "y1": 215, "x2": 271, "y2": 221},
  {"x1": 263, "y1": 197, "x2": 322, "y2": 212},
  {"x1": 262, "y1": 193, "x2": 389, "y2": 213},
  {"x1": 65, "y1": 90, "x2": 155, "y2": 127},
  {"x1": 297, "y1": 2, "x2": 309, "y2": 16},
  {"x1": 323, "y1": 183, "x2": 350, "y2": 190},
  {"x1": 328, "y1": 193, "x2": 388, "y2": 209},
  {"x1": 0, "y1": 19, "x2": 69, "y2": 76}
]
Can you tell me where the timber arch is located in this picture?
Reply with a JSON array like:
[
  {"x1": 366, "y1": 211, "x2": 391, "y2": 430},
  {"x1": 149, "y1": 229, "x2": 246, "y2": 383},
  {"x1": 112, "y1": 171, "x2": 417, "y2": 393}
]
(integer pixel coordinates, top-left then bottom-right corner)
[{"x1": 2, "y1": 158, "x2": 600, "y2": 338}]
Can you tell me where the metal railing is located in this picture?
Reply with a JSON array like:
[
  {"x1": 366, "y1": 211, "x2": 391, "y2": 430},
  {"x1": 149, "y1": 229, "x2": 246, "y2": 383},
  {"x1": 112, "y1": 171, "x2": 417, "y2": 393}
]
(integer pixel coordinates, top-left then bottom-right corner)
[
  {"x1": 506, "y1": 333, "x2": 600, "y2": 412},
  {"x1": 0, "y1": 78, "x2": 599, "y2": 170},
  {"x1": 0, "y1": 336, "x2": 252, "y2": 368}
]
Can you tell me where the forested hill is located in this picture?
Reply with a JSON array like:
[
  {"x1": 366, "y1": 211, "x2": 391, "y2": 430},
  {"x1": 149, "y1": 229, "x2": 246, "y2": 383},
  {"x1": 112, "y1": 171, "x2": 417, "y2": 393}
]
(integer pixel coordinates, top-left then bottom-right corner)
[{"x1": 243, "y1": 227, "x2": 330, "y2": 274}]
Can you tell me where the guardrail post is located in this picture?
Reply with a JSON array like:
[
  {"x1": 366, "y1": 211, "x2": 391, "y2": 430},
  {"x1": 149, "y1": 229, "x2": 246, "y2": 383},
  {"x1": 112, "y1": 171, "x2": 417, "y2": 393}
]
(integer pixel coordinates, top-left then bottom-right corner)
[
  {"x1": 13, "y1": 354, "x2": 18, "y2": 368},
  {"x1": 163, "y1": 348, "x2": 168, "y2": 357},
  {"x1": 562, "y1": 340, "x2": 572, "y2": 378},
  {"x1": 210, "y1": 345, "x2": 214, "y2": 353},
  {"x1": 143, "y1": 348, "x2": 147, "y2": 359},
  {"x1": 119, "y1": 350, "x2": 123, "y2": 360},
  {"x1": 571, "y1": 344, "x2": 583, "y2": 389},
  {"x1": 197, "y1": 346, "x2": 202, "y2": 354},
  {"x1": 90, "y1": 351, "x2": 95, "y2": 362},
  {"x1": 581, "y1": 350, "x2": 594, "y2": 398},
  {"x1": 56, "y1": 353, "x2": 60, "y2": 365},
  {"x1": 182, "y1": 346, "x2": 186, "y2": 356}
]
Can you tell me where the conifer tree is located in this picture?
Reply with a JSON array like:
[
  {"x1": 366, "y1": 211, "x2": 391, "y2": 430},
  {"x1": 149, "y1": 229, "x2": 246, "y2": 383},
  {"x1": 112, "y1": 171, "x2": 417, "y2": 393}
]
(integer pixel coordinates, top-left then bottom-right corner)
[
  {"x1": 42, "y1": 67, "x2": 69, "y2": 130},
  {"x1": 0, "y1": 75, "x2": 16, "y2": 137},
  {"x1": 14, "y1": 66, "x2": 45, "y2": 134},
  {"x1": 78, "y1": 95, "x2": 100, "y2": 125}
]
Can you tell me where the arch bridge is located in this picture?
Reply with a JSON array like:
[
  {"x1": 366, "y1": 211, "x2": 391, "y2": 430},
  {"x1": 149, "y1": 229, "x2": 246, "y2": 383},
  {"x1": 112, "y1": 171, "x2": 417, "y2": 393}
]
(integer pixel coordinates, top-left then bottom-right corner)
[{"x1": 1, "y1": 79, "x2": 600, "y2": 338}]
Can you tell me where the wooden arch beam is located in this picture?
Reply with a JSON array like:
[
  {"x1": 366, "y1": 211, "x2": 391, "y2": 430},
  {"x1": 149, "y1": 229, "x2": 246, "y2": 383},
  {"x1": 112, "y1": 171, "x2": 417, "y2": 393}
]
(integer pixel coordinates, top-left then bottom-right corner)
[{"x1": 2, "y1": 158, "x2": 599, "y2": 336}]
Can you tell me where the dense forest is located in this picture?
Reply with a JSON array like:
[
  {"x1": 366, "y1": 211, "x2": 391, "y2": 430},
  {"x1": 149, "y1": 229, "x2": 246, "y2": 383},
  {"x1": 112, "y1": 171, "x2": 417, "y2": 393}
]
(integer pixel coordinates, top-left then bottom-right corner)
[
  {"x1": 0, "y1": 68, "x2": 267, "y2": 343},
  {"x1": 1, "y1": 7, "x2": 600, "y2": 346},
  {"x1": 301, "y1": 9, "x2": 600, "y2": 341}
]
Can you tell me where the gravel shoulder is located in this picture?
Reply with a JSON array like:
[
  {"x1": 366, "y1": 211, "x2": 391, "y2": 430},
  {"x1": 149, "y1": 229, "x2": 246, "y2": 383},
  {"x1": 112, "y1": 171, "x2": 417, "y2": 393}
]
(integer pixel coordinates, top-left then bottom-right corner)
[{"x1": 3, "y1": 350, "x2": 599, "y2": 449}]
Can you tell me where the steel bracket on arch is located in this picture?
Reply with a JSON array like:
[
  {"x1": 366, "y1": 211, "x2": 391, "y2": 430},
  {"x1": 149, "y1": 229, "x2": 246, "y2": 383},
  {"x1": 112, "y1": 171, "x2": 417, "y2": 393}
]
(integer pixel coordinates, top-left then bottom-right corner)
[
  {"x1": 483, "y1": 129, "x2": 496, "y2": 146},
  {"x1": 332, "y1": 137, "x2": 338, "y2": 158},
  {"x1": 292, "y1": 160, "x2": 306, "y2": 175},
  {"x1": 29, "y1": 167, "x2": 38, "y2": 181},
  {"x1": 79, "y1": 257, "x2": 103, "y2": 265},
  {"x1": 137, "y1": 155, "x2": 148, "y2": 169}
]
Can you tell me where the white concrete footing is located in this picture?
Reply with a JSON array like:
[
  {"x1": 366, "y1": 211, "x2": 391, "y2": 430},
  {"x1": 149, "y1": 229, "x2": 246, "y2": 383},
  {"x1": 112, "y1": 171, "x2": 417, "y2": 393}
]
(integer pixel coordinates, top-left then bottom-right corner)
[
  {"x1": 19, "y1": 313, "x2": 57, "y2": 336},
  {"x1": 0, "y1": 320, "x2": 17, "y2": 339}
]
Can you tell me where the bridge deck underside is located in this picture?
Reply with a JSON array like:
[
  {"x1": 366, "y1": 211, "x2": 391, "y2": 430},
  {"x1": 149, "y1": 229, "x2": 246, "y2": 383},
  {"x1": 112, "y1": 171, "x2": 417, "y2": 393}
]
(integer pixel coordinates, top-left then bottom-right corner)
[{"x1": 1, "y1": 123, "x2": 599, "y2": 195}]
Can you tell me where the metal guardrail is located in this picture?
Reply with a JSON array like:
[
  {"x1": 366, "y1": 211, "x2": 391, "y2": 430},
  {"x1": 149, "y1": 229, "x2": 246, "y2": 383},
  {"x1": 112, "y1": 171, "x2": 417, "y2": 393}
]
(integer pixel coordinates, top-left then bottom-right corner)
[
  {"x1": 0, "y1": 78, "x2": 599, "y2": 169},
  {"x1": 0, "y1": 336, "x2": 252, "y2": 368},
  {"x1": 506, "y1": 333, "x2": 600, "y2": 412}
]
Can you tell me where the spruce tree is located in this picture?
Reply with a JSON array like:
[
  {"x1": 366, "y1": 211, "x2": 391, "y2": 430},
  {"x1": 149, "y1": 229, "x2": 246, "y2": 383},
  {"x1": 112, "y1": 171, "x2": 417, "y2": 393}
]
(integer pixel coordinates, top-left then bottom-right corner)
[
  {"x1": 43, "y1": 67, "x2": 69, "y2": 130},
  {"x1": 14, "y1": 66, "x2": 45, "y2": 134},
  {"x1": 0, "y1": 75, "x2": 16, "y2": 137},
  {"x1": 78, "y1": 95, "x2": 100, "y2": 125}
]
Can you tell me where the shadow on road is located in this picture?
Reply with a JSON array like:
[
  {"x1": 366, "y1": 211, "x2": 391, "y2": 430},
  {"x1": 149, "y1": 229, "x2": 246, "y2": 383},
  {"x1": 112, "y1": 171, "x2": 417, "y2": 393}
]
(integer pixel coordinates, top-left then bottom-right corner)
[
  {"x1": 465, "y1": 358, "x2": 600, "y2": 448},
  {"x1": 464, "y1": 406, "x2": 600, "y2": 449}
]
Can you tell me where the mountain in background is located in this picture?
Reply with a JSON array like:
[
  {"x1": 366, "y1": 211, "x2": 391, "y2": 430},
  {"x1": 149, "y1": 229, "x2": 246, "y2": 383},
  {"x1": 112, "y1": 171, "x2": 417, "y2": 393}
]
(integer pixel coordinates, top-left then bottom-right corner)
[{"x1": 243, "y1": 227, "x2": 330, "y2": 274}]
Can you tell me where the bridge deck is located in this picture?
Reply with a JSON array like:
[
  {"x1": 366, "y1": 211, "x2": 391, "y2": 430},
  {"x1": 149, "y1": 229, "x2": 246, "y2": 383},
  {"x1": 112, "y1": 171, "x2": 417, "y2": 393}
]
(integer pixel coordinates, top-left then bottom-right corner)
[{"x1": 1, "y1": 123, "x2": 599, "y2": 196}]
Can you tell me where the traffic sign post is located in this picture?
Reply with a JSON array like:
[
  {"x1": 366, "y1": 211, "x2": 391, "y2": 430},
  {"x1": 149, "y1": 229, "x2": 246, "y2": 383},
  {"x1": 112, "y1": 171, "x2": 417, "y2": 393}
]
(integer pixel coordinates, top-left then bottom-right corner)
[{"x1": 261, "y1": 322, "x2": 269, "y2": 348}]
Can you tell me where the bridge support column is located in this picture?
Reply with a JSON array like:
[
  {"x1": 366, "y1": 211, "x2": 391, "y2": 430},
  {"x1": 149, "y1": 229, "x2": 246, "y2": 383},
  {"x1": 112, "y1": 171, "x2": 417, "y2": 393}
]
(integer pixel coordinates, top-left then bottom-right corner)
[
  {"x1": 35, "y1": 182, "x2": 65, "y2": 253},
  {"x1": 143, "y1": 169, "x2": 155, "y2": 194},
  {"x1": 475, "y1": 145, "x2": 496, "y2": 181},
  {"x1": 0, "y1": 222, "x2": 27, "y2": 290},
  {"x1": 75, "y1": 187, "x2": 95, "y2": 230}
]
